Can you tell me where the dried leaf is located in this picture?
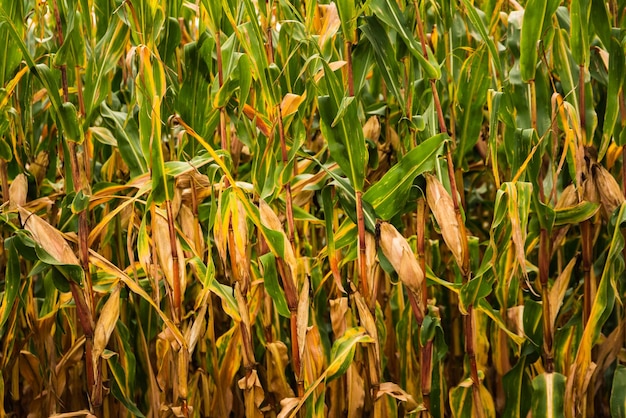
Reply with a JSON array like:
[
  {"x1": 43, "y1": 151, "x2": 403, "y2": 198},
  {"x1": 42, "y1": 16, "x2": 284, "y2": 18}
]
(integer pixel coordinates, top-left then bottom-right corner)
[
  {"x1": 18, "y1": 207, "x2": 80, "y2": 266},
  {"x1": 278, "y1": 397, "x2": 301, "y2": 418},
  {"x1": 555, "y1": 184, "x2": 578, "y2": 209},
  {"x1": 267, "y1": 342, "x2": 295, "y2": 399},
  {"x1": 548, "y1": 257, "x2": 577, "y2": 328},
  {"x1": 301, "y1": 325, "x2": 324, "y2": 387},
  {"x1": 92, "y1": 285, "x2": 121, "y2": 363},
  {"x1": 316, "y1": 3, "x2": 341, "y2": 47},
  {"x1": 259, "y1": 200, "x2": 298, "y2": 273},
  {"x1": 329, "y1": 297, "x2": 349, "y2": 338},
  {"x1": 237, "y1": 369, "x2": 265, "y2": 418},
  {"x1": 376, "y1": 382, "x2": 419, "y2": 413},
  {"x1": 152, "y1": 209, "x2": 185, "y2": 295},
  {"x1": 297, "y1": 278, "x2": 310, "y2": 366}
]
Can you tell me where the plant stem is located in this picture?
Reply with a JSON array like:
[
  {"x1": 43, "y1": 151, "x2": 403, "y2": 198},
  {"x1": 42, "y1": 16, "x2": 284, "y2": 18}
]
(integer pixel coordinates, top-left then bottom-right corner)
[
  {"x1": 415, "y1": 2, "x2": 481, "y2": 414},
  {"x1": 165, "y1": 200, "x2": 182, "y2": 323},
  {"x1": 417, "y1": 198, "x2": 432, "y2": 407},
  {"x1": 52, "y1": 0, "x2": 98, "y2": 410}
]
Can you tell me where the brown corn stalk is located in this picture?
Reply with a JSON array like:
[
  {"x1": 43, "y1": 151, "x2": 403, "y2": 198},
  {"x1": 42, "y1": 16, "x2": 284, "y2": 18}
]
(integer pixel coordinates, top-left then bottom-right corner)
[
  {"x1": 51, "y1": 0, "x2": 99, "y2": 410},
  {"x1": 417, "y1": 198, "x2": 433, "y2": 408},
  {"x1": 264, "y1": 2, "x2": 304, "y2": 401},
  {"x1": 414, "y1": 2, "x2": 482, "y2": 415}
]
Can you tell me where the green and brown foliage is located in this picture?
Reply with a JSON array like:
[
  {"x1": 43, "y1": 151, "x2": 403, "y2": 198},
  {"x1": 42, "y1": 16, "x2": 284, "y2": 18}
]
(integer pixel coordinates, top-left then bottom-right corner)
[{"x1": 0, "y1": 0, "x2": 625, "y2": 417}]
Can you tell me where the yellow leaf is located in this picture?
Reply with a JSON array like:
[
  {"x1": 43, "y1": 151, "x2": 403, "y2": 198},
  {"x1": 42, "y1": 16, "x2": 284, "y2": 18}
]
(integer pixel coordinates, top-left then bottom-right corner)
[{"x1": 281, "y1": 92, "x2": 307, "y2": 118}]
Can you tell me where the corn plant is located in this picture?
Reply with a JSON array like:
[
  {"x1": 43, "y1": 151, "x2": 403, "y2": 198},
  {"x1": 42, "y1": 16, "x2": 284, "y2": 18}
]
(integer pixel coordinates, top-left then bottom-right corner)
[{"x1": 0, "y1": 0, "x2": 625, "y2": 417}]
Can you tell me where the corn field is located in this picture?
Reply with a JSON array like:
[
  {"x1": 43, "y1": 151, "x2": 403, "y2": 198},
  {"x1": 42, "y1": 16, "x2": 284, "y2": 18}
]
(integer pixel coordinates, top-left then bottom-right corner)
[{"x1": 0, "y1": 0, "x2": 625, "y2": 416}]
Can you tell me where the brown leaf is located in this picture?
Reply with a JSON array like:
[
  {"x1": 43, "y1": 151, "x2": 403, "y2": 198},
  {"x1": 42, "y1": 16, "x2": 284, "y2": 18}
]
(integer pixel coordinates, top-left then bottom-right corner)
[
  {"x1": 425, "y1": 174, "x2": 464, "y2": 269},
  {"x1": 329, "y1": 297, "x2": 349, "y2": 338},
  {"x1": 28, "y1": 150, "x2": 49, "y2": 186},
  {"x1": 301, "y1": 325, "x2": 324, "y2": 388},
  {"x1": 376, "y1": 382, "x2": 419, "y2": 413},
  {"x1": 296, "y1": 278, "x2": 310, "y2": 367},
  {"x1": 314, "y1": 61, "x2": 347, "y2": 82},
  {"x1": 555, "y1": 184, "x2": 578, "y2": 209},
  {"x1": 152, "y1": 209, "x2": 185, "y2": 295},
  {"x1": 92, "y1": 285, "x2": 121, "y2": 365},
  {"x1": 548, "y1": 257, "x2": 577, "y2": 328},
  {"x1": 267, "y1": 342, "x2": 295, "y2": 399},
  {"x1": 179, "y1": 204, "x2": 205, "y2": 256},
  {"x1": 237, "y1": 369, "x2": 265, "y2": 418},
  {"x1": 259, "y1": 200, "x2": 297, "y2": 275}
]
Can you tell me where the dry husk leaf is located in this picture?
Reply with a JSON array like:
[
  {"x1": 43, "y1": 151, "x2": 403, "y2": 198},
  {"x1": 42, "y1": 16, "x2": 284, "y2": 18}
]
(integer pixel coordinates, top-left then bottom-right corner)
[
  {"x1": 592, "y1": 163, "x2": 625, "y2": 218},
  {"x1": 9, "y1": 174, "x2": 28, "y2": 210},
  {"x1": 425, "y1": 174, "x2": 464, "y2": 269},
  {"x1": 378, "y1": 222, "x2": 423, "y2": 297},
  {"x1": 92, "y1": 285, "x2": 121, "y2": 374},
  {"x1": 362, "y1": 116, "x2": 381, "y2": 142}
]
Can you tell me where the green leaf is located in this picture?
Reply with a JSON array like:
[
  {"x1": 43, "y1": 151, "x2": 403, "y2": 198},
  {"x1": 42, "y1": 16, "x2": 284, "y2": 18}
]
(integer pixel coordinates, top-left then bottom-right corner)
[
  {"x1": 259, "y1": 254, "x2": 290, "y2": 318},
  {"x1": 456, "y1": 46, "x2": 491, "y2": 164},
  {"x1": 460, "y1": 0, "x2": 502, "y2": 78},
  {"x1": 100, "y1": 103, "x2": 147, "y2": 177},
  {"x1": 502, "y1": 357, "x2": 529, "y2": 418},
  {"x1": 554, "y1": 201, "x2": 600, "y2": 225},
  {"x1": 135, "y1": 46, "x2": 170, "y2": 204},
  {"x1": 327, "y1": 327, "x2": 373, "y2": 381},
  {"x1": 602, "y1": 36, "x2": 625, "y2": 152},
  {"x1": 360, "y1": 17, "x2": 406, "y2": 112},
  {"x1": 530, "y1": 373, "x2": 566, "y2": 418},
  {"x1": 83, "y1": 16, "x2": 130, "y2": 120},
  {"x1": 107, "y1": 353, "x2": 146, "y2": 417},
  {"x1": 0, "y1": 237, "x2": 20, "y2": 336},
  {"x1": 570, "y1": 0, "x2": 591, "y2": 66},
  {"x1": 519, "y1": 0, "x2": 549, "y2": 82},
  {"x1": 337, "y1": 0, "x2": 357, "y2": 43},
  {"x1": 54, "y1": 11, "x2": 86, "y2": 68},
  {"x1": 71, "y1": 190, "x2": 90, "y2": 214},
  {"x1": 363, "y1": 133, "x2": 446, "y2": 220},
  {"x1": 318, "y1": 83, "x2": 367, "y2": 191},
  {"x1": 611, "y1": 365, "x2": 626, "y2": 418},
  {"x1": 0, "y1": 137, "x2": 11, "y2": 160},
  {"x1": 369, "y1": 0, "x2": 440, "y2": 80},
  {"x1": 0, "y1": 0, "x2": 23, "y2": 83},
  {"x1": 58, "y1": 102, "x2": 83, "y2": 143}
]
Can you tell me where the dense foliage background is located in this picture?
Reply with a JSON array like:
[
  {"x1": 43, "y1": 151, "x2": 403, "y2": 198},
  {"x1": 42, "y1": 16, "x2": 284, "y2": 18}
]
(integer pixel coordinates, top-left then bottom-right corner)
[{"x1": 0, "y1": 0, "x2": 625, "y2": 416}]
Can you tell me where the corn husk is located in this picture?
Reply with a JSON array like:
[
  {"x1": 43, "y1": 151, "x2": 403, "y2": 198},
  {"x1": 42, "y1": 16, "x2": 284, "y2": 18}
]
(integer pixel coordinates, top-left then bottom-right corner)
[
  {"x1": 378, "y1": 222, "x2": 423, "y2": 297},
  {"x1": 425, "y1": 174, "x2": 464, "y2": 269}
]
